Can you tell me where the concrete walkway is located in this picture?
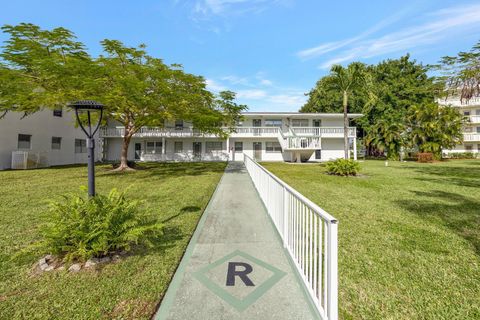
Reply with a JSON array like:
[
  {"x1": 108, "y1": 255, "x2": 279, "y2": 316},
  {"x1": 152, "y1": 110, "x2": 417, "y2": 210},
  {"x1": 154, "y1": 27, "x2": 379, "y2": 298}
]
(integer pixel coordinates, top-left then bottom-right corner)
[{"x1": 155, "y1": 162, "x2": 319, "y2": 320}]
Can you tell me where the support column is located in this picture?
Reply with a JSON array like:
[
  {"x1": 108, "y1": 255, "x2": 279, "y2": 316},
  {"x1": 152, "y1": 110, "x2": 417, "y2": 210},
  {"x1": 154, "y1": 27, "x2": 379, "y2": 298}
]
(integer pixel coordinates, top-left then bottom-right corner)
[
  {"x1": 353, "y1": 137, "x2": 357, "y2": 161},
  {"x1": 162, "y1": 137, "x2": 165, "y2": 154},
  {"x1": 296, "y1": 151, "x2": 301, "y2": 163},
  {"x1": 226, "y1": 138, "x2": 230, "y2": 161}
]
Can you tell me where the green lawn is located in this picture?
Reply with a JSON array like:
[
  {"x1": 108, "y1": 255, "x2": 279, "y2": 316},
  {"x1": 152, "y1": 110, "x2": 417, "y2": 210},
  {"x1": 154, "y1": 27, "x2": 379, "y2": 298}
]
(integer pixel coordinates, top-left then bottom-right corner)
[
  {"x1": 262, "y1": 160, "x2": 480, "y2": 320},
  {"x1": 0, "y1": 162, "x2": 226, "y2": 319}
]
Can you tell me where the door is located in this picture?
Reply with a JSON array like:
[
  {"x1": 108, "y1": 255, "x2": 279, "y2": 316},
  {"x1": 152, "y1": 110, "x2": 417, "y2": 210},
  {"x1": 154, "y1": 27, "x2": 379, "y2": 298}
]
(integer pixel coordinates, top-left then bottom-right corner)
[
  {"x1": 313, "y1": 120, "x2": 321, "y2": 135},
  {"x1": 134, "y1": 143, "x2": 142, "y2": 160},
  {"x1": 253, "y1": 119, "x2": 262, "y2": 136},
  {"x1": 253, "y1": 142, "x2": 262, "y2": 161},
  {"x1": 193, "y1": 142, "x2": 202, "y2": 159},
  {"x1": 315, "y1": 149, "x2": 321, "y2": 160}
]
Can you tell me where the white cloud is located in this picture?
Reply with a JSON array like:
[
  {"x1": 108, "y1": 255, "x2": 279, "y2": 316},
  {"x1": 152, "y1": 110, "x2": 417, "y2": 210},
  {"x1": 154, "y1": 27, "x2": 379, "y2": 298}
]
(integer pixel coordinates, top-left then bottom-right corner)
[
  {"x1": 260, "y1": 79, "x2": 273, "y2": 86},
  {"x1": 236, "y1": 89, "x2": 268, "y2": 99},
  {"x1": 192, "y1": 0, "x2": 281, "y2": 18},
  {"x1": 297, "y1": 3, "x2": 480, "y2": 69},
  {"x1": 205, "y1": 78, "x2": 227, "y2": 92}
]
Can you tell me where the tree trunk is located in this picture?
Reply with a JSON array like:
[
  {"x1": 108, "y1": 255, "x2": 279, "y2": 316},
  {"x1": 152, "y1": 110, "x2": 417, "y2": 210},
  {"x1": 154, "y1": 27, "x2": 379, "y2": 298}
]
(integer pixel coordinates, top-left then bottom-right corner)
[
  {"x1": 343, "y1": 90, "x2": 349, "y2": 159},
  {"x1": 114, "y1": 128, "x2": 134, "y2": 171}
]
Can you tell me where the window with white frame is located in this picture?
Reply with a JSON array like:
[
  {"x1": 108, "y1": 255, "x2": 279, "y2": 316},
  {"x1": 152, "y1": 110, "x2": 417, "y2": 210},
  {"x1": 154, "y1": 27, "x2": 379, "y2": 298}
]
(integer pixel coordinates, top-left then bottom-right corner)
[
  {"x1": 476, "y1": 109, "x2": 480, "y2": 115},
  {"x1": 51, "y1": 137, "x2": 62, "y2": 150},
  {"x1": 477, "y1": 127, "x2": 480, "y2": 133},
  {"x1": 18, "y1": 134, "x2": 31, "y2": 149},
  {"x1": 206, "y1": 141, "x2": 222, "y2": 153},
  {"x1": 146, "y1": 141, "x2": 162, "y2": 153},
  {"x1": 466, "y1": 145, "x2": 473, "y2": 151},
  {"x1": 291, "y1": 119, "x2": 309, "y2": 127},
  {"x1": 265, "y1": 142, "x2": 282, "y2": 152},
  {"x1": 464, "y1": 111, "x2": 471, "y2": 116},
  {"x1": 174, "y1": 141, "x2": 183, "y2": 153},
  {"x1": 234, "y1": 141, "x2": 243, "y2": 152},
  {"x1": 264, "y1": 119, "x2": 282, "y2": 127},
  {"x1": 74, "y1": 139, "x2": 86, "y2": 153}
]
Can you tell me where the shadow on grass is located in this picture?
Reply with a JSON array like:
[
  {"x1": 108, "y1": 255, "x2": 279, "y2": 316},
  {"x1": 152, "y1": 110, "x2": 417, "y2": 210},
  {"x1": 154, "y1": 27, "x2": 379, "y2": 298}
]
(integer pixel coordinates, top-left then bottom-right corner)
[
  {"x1": 396, "y1": 190, "x2": 480, "y2": 256},
  {"x1": 98, "y1": 162, "x2": 226, "y2": 179},
  {"x1": 399, "y1": 162, "x2": 480, "y2": 188}
]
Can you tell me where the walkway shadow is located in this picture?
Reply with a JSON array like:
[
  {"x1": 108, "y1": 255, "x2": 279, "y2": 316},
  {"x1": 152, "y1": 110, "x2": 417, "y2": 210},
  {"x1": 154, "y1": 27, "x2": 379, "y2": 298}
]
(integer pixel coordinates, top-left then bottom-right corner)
[
  {"x1": 161, "y1": 206, "x2": 201, "y2": 224},
  {"x1": 395, "y1": 190, "x2": 480, "y2": 256}
]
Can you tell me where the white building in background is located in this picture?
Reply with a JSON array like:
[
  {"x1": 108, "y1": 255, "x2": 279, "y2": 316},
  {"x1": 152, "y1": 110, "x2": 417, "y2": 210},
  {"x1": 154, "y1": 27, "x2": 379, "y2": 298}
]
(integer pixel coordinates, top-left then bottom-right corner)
[
  {"x1": 439, "y1": 97, "x2": 480, "y2": 155},
  {"x1": 0, "y1": 110, "x2": 360, "y2": 170},
  {"x1": 101, "y1": 112, "x2": 361, "y2": 163},
  {"x1": 0, "y1": 109, "x2": 100, "y2": 170}
]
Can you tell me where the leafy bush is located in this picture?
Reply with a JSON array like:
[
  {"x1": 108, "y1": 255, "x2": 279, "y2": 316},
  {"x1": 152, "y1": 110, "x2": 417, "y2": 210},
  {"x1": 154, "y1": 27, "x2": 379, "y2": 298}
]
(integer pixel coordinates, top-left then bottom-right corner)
[
  {"x1": 417, "y1": 152, "x2": 434, "y2": 163},
  {"x1": 41, "y1": 188, "x2": 163, "y2": 262},
  {"x1": 325, "y1": 159, "x2": 360, "y2": 176},
  {"x1": 445, "y1": 152, "x2": 478, "y2": 159}
]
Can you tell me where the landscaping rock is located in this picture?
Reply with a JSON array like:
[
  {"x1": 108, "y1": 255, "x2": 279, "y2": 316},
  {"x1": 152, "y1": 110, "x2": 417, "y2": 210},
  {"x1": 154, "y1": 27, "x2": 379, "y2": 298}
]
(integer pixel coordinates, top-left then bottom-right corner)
[
  {"x1": 84, "y1": 259, "x2": 97, "y2": 268},
  {"x1": 39, "y1": 262, "x2": 49, "y2": 271},
  {"x1": 38, "y1": 257, "x2": 47, "y2": 266},
  {"x1": 57, "y1": 266, "x2": 65, "y2": 271},
  {"x1": 68, "y1": 263, "x2": 82, "y2": 272},
  {"x1": 112, "y1": 254, "x2": 121, "y2": 262},
  {"x1": 99, "y1": 257, "x2": 111, "y2": 264},
  {"x1": 45, "y1": 265, "x2": 55, "y2": 272}
]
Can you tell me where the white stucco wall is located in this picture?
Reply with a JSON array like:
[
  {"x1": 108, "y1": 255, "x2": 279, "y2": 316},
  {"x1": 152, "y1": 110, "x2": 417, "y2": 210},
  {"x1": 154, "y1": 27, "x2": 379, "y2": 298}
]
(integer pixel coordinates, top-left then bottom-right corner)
[{"x1": 0, "y1": 109, "x2": 100, "y2": 170}]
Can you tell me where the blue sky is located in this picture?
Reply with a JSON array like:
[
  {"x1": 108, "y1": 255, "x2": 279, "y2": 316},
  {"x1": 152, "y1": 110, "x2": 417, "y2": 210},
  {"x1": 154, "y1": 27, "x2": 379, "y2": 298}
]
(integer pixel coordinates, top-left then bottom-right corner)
[{"x1": 1, "y1": 0, "x2": 480, "y2": 111}]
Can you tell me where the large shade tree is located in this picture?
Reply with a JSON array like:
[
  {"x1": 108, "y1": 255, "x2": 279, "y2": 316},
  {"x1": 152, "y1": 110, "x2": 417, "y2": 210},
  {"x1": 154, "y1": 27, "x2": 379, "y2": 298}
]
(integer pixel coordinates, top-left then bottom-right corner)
[{"x1": 0, "y1": 23, "x2": 246, "y2": 170}]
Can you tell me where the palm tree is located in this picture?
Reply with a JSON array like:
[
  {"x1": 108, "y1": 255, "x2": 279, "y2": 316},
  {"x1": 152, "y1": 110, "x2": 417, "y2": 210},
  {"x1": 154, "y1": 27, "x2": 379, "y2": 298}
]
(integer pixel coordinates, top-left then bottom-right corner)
[
  {"x1": 328, "y1": 63, "x2": 373, "y2": 159},
  {"x1": 365, "y1": 117, "x2": 406, "y2": 160}
]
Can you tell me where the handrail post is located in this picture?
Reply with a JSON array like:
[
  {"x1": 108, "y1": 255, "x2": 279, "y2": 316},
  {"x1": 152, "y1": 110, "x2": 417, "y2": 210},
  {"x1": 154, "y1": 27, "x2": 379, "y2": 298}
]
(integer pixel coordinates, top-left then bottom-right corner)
[
  {"x1": 283, "y1": 186, "x2": 288, "y2": 248},
  {"x1": 327, "y1": 221, "x2": 338, "y2": 320}
]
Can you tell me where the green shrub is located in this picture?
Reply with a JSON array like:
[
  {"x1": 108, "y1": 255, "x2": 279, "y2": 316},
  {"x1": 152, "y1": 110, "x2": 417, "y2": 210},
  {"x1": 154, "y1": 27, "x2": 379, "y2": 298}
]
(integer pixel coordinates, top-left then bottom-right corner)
[
  {"x1": 41, "y1": 188, "x2": 163, "y2": 262},
  {"x1": 445, "y1": 152, "x2": 478, "y2": 159},
  {"x1": 325, "y1": 159, "x2": 360, "y2": 176}
]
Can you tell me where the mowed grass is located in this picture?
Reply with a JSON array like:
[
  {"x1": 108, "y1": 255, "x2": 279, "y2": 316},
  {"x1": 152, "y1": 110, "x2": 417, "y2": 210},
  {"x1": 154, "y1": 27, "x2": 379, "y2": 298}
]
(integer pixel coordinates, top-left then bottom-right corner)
[
  {"x1": 0, "y1": 162, "x2": 226, "y2": 319},
  {"x1": 262, "y1": 160, "x2": 480, "y2": 320}
]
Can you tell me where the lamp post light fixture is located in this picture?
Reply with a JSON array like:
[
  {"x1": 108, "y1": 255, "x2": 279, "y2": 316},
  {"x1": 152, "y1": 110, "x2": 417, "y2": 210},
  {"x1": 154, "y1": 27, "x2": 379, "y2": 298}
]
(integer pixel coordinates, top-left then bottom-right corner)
[{"x1": 69, "y1": 100, "x2": 104, "y2": 197}]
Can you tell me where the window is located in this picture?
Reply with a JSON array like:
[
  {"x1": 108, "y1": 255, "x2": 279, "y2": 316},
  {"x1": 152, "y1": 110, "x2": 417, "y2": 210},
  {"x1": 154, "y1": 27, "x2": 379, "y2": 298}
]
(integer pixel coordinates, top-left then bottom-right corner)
[
  {"x1": 146, "y1": 141, "x2": 162, "y2": 153},
  {"x1": 477, "y1": 127, "x2": 480, "y2": 133},
  {"x1": 18, "y1": 134, "x2": 31, "y2": 149},
  {"x1": 175, "y1": 120, "x2": 183, "y2": 130},
  {"x1": 313, "y1": 120, "x2": 322, "y2": 127},
  {"x1": 465, "y1": 145, "x2": 473, "y2": 151},
  {"x1": 53, "y1": 109, "x2": 63, "y2": 117},
  {"x1": 51, "y1": 137, "x2": 62, "y2": 150},
  {"x1": 464, "y1": 111, "x2": 471, "y2": 116},
  {"x1": 315, "y1": 149, "x2": 322, "y2": 159},
  {"x1": 75, "y1": 139, "x2": 86, "y2": 153},
  {"x1": 265, "y1": 142, "x2": 282, "y2": 153},
  {"x1": 174, "y1": 141, "x2": 183, "y2": 153},
  {"x1": 264, "y1": 119, "x2": 282, "y2": 127},
  {"x1": 476, "y1": 109, "x2": 480, "y2": 115},
  {"x1": 206, "y1": 141, "x2": 223, "y2": 153},
  {"x1": 291, "y1": 119, "x2": 309, "y2": 127},
  {"x1": 234, "y1": 141, "x2": 243, "y2": 152}
]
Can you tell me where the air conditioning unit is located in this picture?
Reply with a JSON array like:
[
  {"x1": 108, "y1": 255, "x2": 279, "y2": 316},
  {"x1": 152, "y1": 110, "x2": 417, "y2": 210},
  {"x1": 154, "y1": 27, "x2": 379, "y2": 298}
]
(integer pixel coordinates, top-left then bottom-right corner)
[{"x1": 11, "y1": 151, "x2": 49, "y2": 169}]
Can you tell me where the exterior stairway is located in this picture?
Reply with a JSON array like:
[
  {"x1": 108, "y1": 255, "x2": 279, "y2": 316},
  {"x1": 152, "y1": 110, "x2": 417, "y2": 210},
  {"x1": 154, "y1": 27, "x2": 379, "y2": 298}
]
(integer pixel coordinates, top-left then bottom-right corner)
[{"x1": 276, "y1": 126, "x2": 320, "y2": 162}]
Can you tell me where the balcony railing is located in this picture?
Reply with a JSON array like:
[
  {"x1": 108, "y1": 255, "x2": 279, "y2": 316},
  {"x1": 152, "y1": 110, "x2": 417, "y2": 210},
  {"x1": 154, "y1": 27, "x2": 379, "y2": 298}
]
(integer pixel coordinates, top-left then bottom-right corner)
[
  {"x1": 291, "y1": 127, "x2": 356, "y2": 138},
  {"x1": 100, "y1": 126, "x2": 357, "y2": 139},
  {"x1": 286, "y1": 136, "x2": 322, "y2": 150},
  {"x1": 464, "y1": 133, "x2": 480, "y2": 141},
  {"x1": 467, "y1": 115, "x2": 480, "y2": 123}
]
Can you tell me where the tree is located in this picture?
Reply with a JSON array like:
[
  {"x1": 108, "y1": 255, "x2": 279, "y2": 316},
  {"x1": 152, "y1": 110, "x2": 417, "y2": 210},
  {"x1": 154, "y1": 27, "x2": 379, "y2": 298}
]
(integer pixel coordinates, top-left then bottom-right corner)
[
  {"x1": 0, "y1": 23, "x2": 246, "y2": 170},
  {"x1": 312, "y1": 62, "x2": 373, "y2": 159},
  {"x1": 364, "y1": 116, "x2": 406, "y2": 160},
  {"x1": 0, "y1": 23, "x2": 94, "y2": 117},
  {"x1": 434, "y1": 40, "x2": 480, "y2": 103},
  {"x1": 406, "y1": 103, "x2": 464, "y2": 158}
]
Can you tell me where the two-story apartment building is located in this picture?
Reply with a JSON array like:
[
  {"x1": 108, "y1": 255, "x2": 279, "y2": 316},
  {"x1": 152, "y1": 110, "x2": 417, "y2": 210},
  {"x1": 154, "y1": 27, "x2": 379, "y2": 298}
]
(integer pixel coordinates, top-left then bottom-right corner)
[
  {"x1": 439, "y1": 97, "x2": 480, "y2": 155},
  {"x1": 0, "y1": 110, "x2": 360, "y2": 170},
  {"x1": 0, "y1": 109, "x2": 100, "y2": 170},
  {"x1": 100, "y1": 112, "x2": 362, "y2": 163}
]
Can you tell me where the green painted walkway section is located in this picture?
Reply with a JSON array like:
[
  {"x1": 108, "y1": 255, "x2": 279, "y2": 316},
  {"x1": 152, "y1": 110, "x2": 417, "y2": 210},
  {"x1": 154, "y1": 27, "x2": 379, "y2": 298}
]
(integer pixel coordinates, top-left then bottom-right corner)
[{"x1": 155, "y1": 162, "x2": 319, "y2": 320}]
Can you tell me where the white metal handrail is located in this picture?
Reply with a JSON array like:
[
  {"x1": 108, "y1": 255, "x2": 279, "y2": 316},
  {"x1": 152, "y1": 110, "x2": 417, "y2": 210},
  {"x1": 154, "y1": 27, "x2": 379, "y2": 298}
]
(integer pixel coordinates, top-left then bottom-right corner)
[
  {"x1": 291, "y1": 127, "x2": 356, "y2": 137},
  {"x1": 286, "y1": 136, "x2": 322, "y2": 149},
  {"x1": 244, "y1": 154, "x2": 338, "y2": 320},
  {"x1": 464, "y1": 133, "x2": 480, "y2": 141}
]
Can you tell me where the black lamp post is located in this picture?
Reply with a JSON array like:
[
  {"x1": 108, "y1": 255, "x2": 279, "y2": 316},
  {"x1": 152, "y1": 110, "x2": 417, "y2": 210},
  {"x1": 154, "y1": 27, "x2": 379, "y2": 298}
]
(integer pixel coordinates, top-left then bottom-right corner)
[{"x1": 69, "y1": 100, "x2": 104, "y2": 197}]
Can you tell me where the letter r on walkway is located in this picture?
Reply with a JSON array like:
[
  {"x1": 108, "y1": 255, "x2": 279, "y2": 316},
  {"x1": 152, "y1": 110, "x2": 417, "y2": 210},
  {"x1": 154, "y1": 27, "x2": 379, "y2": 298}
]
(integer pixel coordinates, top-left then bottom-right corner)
[{"x1": 226, "y1": 262, "x2": 255, "y2": 286}]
